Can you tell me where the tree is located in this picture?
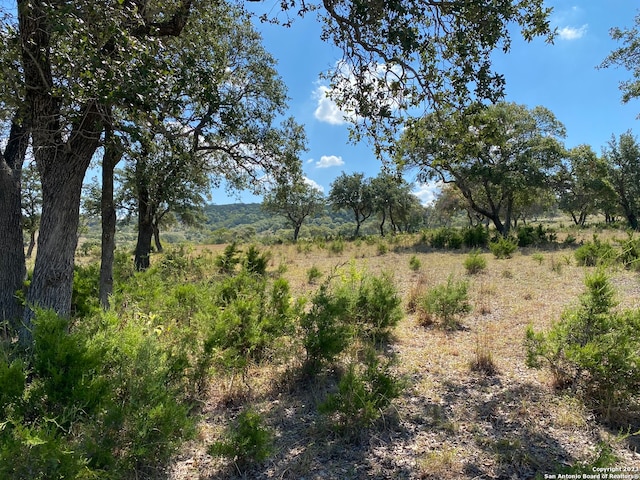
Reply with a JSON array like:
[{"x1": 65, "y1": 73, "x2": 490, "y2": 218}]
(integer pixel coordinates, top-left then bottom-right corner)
[
  {"x1": 397, "y1": 102, "x2": 566, "y2": 236},
  {"x1": 601, "y1": 13, "x2": 640, "y2": 108},
  {"x1": 555, "y1": 145, "x2": 614, "y2": 226},
  {"x1": 369, "y1": 172, "x2": 423, "y2": 235},
  {"x1": 0, "y1": 0, "x2": 554, "y2": 342},
  {"x1": 263, "y1": 175, "x2": 324, "y2": 241},
  {"x1": 117, "y1": 133, "x2": 212, "y2": 270},
  {"x1": 602, "y1": 131, "x2": 640, "y2": 230},
  {"x1": 329, "y1": 172, "x2": 374, "y2": 237},
  {"x1": 21, "y1": 161, "x2": 42, "y2": 258}
]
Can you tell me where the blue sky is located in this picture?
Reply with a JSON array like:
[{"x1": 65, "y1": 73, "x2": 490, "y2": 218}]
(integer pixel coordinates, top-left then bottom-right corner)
[{"x1": 214, "y1": 0, "x2": 640, "y2": 205}]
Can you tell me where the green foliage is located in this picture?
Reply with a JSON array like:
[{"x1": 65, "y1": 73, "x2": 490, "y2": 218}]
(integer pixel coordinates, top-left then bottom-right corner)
[
  {"x1": 464, "y1": 250, "x2": 487, "y2": 275},
  {"x1": 72, "y1": 263, "x2": 101, "y2": 318},
  {"x1": 318, "y1": 349, "x2": 403, "y2": 433},
  {"x1": 489, "y1": 237, "x2": 518, "y2": 259},
  {"x1": 307, "y1": 265, "x2": 323, "y2": 284},
  {"x1": 420, "y1": 276, "x2": 471, "y2": 330},
  {"x1": 532, "y1": 252, "x2": 545, "y2": 265},
  {"x1": 0, "y1": 309, "x2": 194, "y2": 479},
  {"x1": 409, "y1": 255, "x2": 421, "y2": 271},
  {"x1": 376, "y1": 241, "x2": 388, "y2": 255},
  {"x1": 329, "y1": 237, "x2": 345, "y2": 254},
  {"x1": 301, "y1": 282, "x2": 353, "y2": 373},
  {"x1": 244, "y1": 244, "x2": 270, "y2": 275},
  {"x1": 525, "y1": 270, "x2": 640, "y2": 417},
  {"x1": 352, "y1": 272, "x2": 403, "y2": 342},
  {"x1": 209, "y1": 409, "x2": 274, "y2": 467},
  {"x1": 429, "y1": 227, "x2": 463, "y2": 249},
  {"x1": 462, "y1": 225, "x2": 489, "y2": 248},
  {"x1": 215, "y1": 242, "x2": 242, "y2": 274},
  {"x1": 517, "y1": 224, "x2": 553, "y2": 247},
  {"x1": 574, "y1": 236, "x2": 616, "y2": 267},
  {"x1": 614, "y1": 233, "x2": 640, "y2": 270}
]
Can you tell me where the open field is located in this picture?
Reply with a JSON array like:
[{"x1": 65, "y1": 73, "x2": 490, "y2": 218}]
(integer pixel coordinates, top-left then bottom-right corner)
[{"x1": 167, "y1": 235, "x2": 640, "y2": 479}]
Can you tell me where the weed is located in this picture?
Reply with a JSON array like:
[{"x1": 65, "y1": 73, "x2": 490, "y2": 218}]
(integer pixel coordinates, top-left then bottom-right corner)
[
  {"x1": 489, "y1": 237, "x2": 518, "y2": 259},
  {"x1": 307, "y1": 265, "x2": 323, "y2": 284},
  {"x1": 532, "y1": 252, "x2": 544, "y2": 265}
]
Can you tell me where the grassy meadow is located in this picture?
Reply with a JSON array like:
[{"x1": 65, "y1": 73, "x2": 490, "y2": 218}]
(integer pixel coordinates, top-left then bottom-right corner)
[{"x1": 6, "y1": 224, "x2": 640, "y2": 479}]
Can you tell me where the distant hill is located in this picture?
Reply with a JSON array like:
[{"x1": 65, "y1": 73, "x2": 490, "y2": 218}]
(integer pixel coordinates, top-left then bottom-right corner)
[{"x1": 203, "y1": 203, "x2": 380, "y2": 242}]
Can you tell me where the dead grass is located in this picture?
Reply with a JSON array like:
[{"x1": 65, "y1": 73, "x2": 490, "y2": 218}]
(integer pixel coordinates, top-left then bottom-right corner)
[{"x1": 169, "y1": 235, "x2": 640, "y2": 479}]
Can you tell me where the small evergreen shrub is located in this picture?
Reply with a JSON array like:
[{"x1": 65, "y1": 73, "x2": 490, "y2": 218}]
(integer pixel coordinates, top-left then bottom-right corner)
[
  {"x1": 574, "y1": 236, "x2": 615, "y2": 267},
  {"x1": 307, "y1": 265, "x2": 323, "y2": 284},
  {"x1": 525, "y1": 270, "x2": 640, "y2": 418},
  {"x1": 420, "y1": 276, "x2": 471, "y2": 330},
  {"x1": 215, "y1": 242, "x2": 242, "y2": 274},
  {"x1": 209, "y1": 409, "x2": 274, "y2": 468},
  {"x1": 409, "y1": 255, "x2": 421, "y2": 271},
  {"x1": 72, "y1": 263, "x2": 101, "y2": 317},
  {"x1": 377, "y1": 242, "x2": 388, "y2": 255},
  {"x1": 353, "y1": 272, "x2": 403, "y2": 342},
  {"x1": 532, "y1": 253, "x2": 544, "y2": 265},
  {"x1": 318, "y1": 349, "x2": 403, "y2": 433},
  {"x1": 463, "y1": 225, "x2": 489, "y2": 248},
  {"x1": 244, "y1": 244, "x2": 270, "y2": 275},
  {"x1": 329, "y1": 238, "x2": 345, "y2": 254},
  {"x1": 614, "y1": 233, "x2": 640, "y2": 270},
  {"x1": 463, "y1": 250, "x2": 487, "y2": 275},
  {"x1": 301, "y1": 282, "x2": 353, "y2": 373},
  {"x1": 489, "y1": 237, "x2": 518, "y2": 259}
]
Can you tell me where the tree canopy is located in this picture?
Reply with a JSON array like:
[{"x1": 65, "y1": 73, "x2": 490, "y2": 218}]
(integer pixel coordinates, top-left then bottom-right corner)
[{"x1": 396, "y1": 102, "x2": 566, "y2": 236}]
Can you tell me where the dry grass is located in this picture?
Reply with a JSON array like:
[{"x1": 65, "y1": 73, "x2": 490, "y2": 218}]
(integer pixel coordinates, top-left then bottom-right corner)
[{"x1": 169, "y1": 235, "x2": 640, "y2": 479}]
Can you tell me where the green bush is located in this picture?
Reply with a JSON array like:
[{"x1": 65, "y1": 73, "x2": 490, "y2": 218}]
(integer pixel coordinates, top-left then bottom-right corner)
[
  {"x1": 329, "y1": 238, "x2": 345, "y2": 254},
  {"x1": 420, "y1": 276, "x2": 471, "y2": 330},
  {"x1": 319, "y1": 349, "x2": 403, "y2": 433},
  {"x1": 489, "y1": 237, "x2": 518, "y2": 259},
  {"x1": 353, "y1": 272, "x2": 403, "y2": 342},
  {"x1": 209, "y1": 409, "x2": 274, "y2": 468},
  {"x1": 244, "y1": 244, "x2": 270, "y2": 275},
  {"x1": 409, "y1": 255, "x2": 421, "y2": 271},
  {"x1": 301, "y1": 282, "x2": 353, "y2": 373},
  {"x1": 72, "y1": 263, "x2": 101, "y2": 317},
  {"x1": 574, "y1": 236, "x2": 616, "y2": 267},
  {"x1": 463, "y1": 225, "x2": 489, "y2": 248},
  {"x1": 215, "y1": 242, "x2": 242, "y2": 274},
  {"x1": 429, "y1": 227, "x2": 463, "y2": 249},
  {"x1": 525, "y1": 270, "x2": 640, "y2": 417},
  {"x1": 307, "y1": 265, "x2": 323, "y2": 284},
  {"x1": 463, "y1": 250, "x2": 487, "y2": 275},
  {"x1": 0, "y1": 309, "x2": 195, "y2": 479},
  {"x1": 614, "y1": 233, "x2": 640, "y2": 270}
]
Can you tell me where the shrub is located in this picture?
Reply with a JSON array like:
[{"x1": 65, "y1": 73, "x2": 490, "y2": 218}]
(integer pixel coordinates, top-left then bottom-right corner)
[
  {"x1": 420, "y1": 276, "x2": 471, "y2": 330},
  {"x1": 614, "y1": 233, "x2": 640, "y2": 270},
  {"x1": 409, "y1": 255, "x2": 421, "y2": 271},
  {"x1": 329, "y1": 238, "x2": 345, "y2": 254},
  {"x1": 209, "y1": 409, "x2": 274, "y2": 468},
  {"x1": 532, "y1": 252, "x2": 544, "y2": 265},
  {"x1": 307, "y1": 265, "x2": 323, "y2": 284},
  {"x1": 574, "y1": 236, "x2": 616, "y2": 267},
  {"x1": 0, "y1": 309, "x2": 195, "y2": 479},
  {"x1": 489, "y1": 237, "x2": 518, "y2": 259},
  {"x1": 72, "y1": 263, "x2": 101, "y2": 317},
  {"x1": 244, "y1": 244, "x2": 270, "y2": 275},
  {"x1": 463, "y1": 225, "x2": 489, "y2": 248},
  {"x1": 301, "y1": 283, "x2": 353, "y2": 373},
  {"x1": 463, "y1": 250, "x2": 487, "y2": 275},
  {"x1": 318, "y1": 349, "x2": 403, "y2": 433},
  {"x1": 525, "y1": 270, "x2": 640, "y2": 418},
  {"x1": 353, "y1": 272, "x2": 403, "y2": 342},
  {"x1": 215, "y1": 242, "x2": 242, "y2": 274},
  {"x1": 377, "y1": 242, "x2": 388, "y2": 255}
]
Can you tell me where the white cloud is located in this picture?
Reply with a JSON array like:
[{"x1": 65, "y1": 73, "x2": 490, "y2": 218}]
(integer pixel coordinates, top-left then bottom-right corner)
[
  {"x1": 558, "y1": 24, "x2": 588, "y2": 41},
  {"x1": 315, "y1": 155, "x2": 344, "y2": 168},
  {"x1": 303, "y1": 177, "x2": 324, "y2": 193},
  {"x1": 413, "y1": 182, "x2": 441, "y2": 206},
  {"x1": 313, "y1": 85, "x2": 350, "y2": 125}
]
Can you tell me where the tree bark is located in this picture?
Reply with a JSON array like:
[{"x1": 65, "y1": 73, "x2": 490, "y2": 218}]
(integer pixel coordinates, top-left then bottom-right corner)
[
  {"x1": 153, "y1": 223, "x2": 163, "y2": 252},
  {"x1": 26, "y1": 231, "x2": 36, "y2": 258},
  {"x1": 99, "y1": 126, "x2": 122, "y2": 309},
  {"x1": 0, "y1": 119, "x2": 29, "y2": 335},
  {"x1": 134, "y1": 179, "x2": 154, "y2": 270}
]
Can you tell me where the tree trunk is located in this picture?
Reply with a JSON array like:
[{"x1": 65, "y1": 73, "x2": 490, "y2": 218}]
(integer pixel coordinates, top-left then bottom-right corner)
[
  {"x1": 153, "y1": 223, "x2": 163, "y2": 252},
  {"x1": 379, "y1": 209, "x2": 386, "y2": 236},
  {"x1": 135, "y1": 181, "x2": 154, "y2": 270},
  {"x1": 293, "y1": 223, "x2": 301, "y2": 242},
  {"x1": 99, "y1": 127, "x2": 122, "y2": 309},
  {"x1": 0, "y1": 119, "x2": 29, "y2": 334},
  {"x1": 26, "y1": 231, "x2": 37, "y2": 258}
]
